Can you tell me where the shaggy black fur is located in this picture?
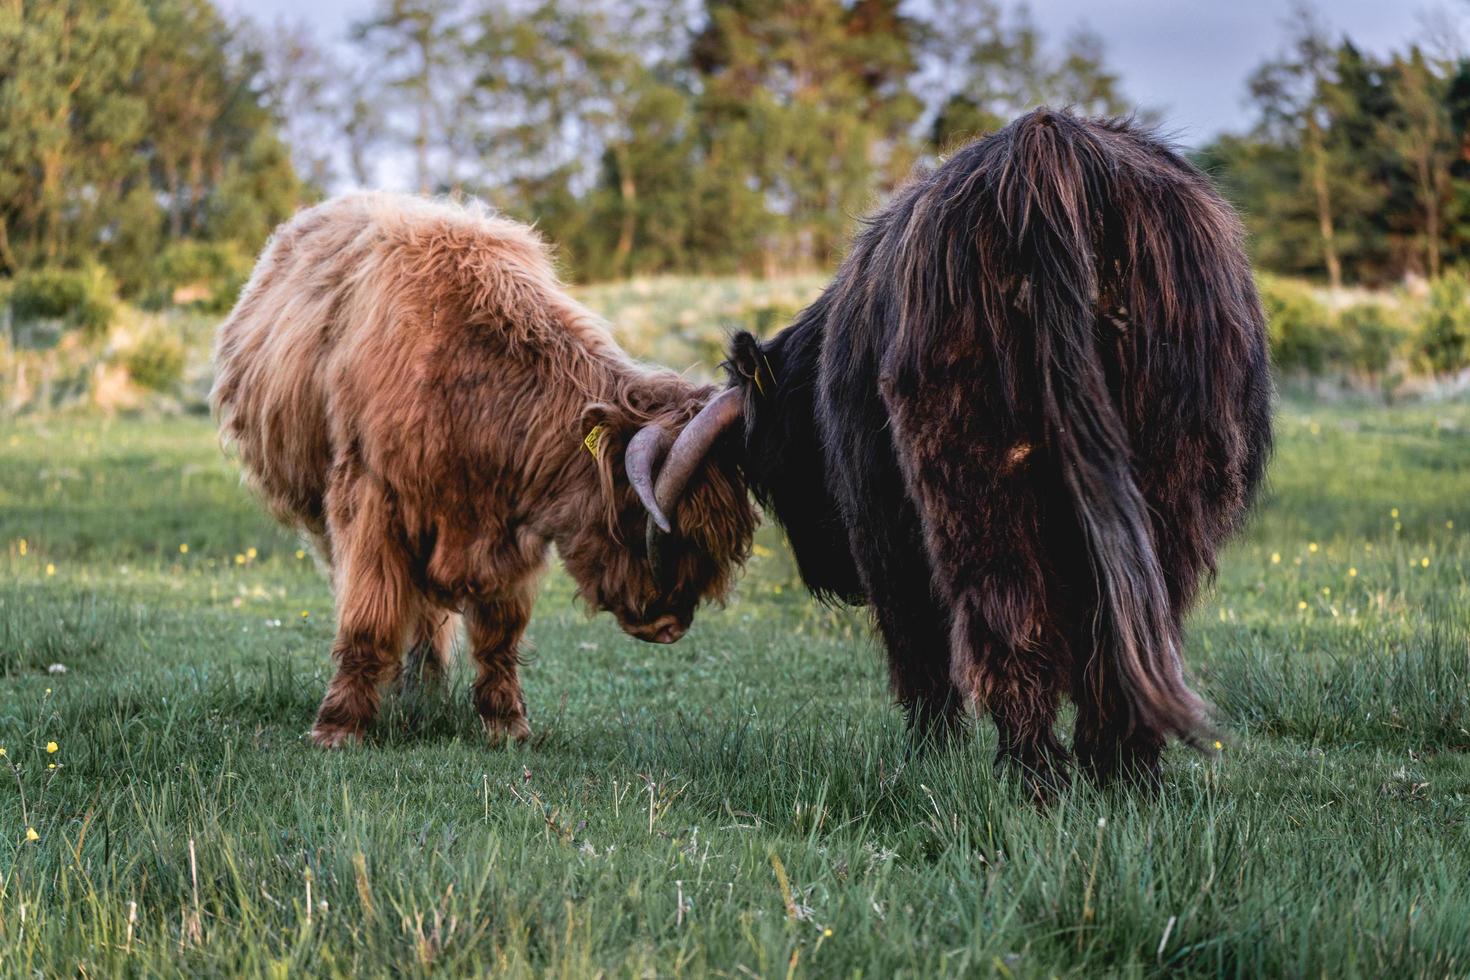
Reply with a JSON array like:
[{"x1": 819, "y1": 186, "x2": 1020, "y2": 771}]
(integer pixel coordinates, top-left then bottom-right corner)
[{"x1": 725, "y1": 109, "x2": 1273, "y2": 793}]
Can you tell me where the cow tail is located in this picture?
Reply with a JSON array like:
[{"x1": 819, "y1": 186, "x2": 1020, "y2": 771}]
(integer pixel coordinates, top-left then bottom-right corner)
[{"x1": 1003, "y1": 112, "x2": 1209, "y2": 745}]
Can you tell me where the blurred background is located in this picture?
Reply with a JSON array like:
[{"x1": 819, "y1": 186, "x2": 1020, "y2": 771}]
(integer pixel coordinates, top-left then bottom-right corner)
[{"x1": 2, "y1": 0, "x2": 1469, "y2": 410}]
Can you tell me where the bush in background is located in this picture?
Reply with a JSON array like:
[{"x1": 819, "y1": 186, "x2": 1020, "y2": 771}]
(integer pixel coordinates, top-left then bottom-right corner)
[
  {"x1": 1338, "y1": 302, "x2": 1410, "y2": 379},
  {"x1": 1419, "y1": 271, "x2": 1470, "y2": 376},
  {"x1": 150, "y1": 241, "x2": 251, "y2": 313},
  {"x1": 6, "y1": 266, "x2": 119, "y2": 340},
  {"x1": 121, "y1": 330, "x2": 186, "y2": 393},
  {"x1": 1259, "y1": 275, "x2": 1342, "y2": 374}
]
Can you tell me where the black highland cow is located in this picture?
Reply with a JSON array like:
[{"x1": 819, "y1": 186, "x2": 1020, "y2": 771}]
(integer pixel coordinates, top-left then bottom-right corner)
[{"x1": 632, "y1": 109, "x2": 1273, "y2": 794}]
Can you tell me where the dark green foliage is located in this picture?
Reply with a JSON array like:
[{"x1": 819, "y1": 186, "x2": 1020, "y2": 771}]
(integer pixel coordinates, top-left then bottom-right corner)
[
  {"x1": 0, "y1": 0, "x2": 301, "y2": 301},
  {"x1": 1420, "y1": 270, "x2": 1470, "y2": 375},
  {"x1": 121, "y1": 331, "x2": 187, "y2": 393},
  {"x1": 6, "y1": 266, "x2": 118, "y2": 339},
  {"x1": 1259, "y1": 275, "x2": 1340, "y2": 374},
  {"x1": 1338, "y1": 302, "x2": 1406, "y2": 377},
  {"x1": 1204, "y1": 12, "x2": 1470, "y2": 288},
  {"x1": 151, "y1": 240, "x2": 252, "y2": 312},
  {"x1": 340, "y1": 0, "x2": 1137, "y2": 281}
]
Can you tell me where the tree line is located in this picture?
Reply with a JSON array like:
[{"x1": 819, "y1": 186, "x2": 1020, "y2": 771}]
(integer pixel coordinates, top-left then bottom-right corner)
[
  {"x1": 1200, "y1": 5, "x2": 1470, "y2": 290},
  {"x1": 3, "y1": 0, "x2": 1470, "y2": 293},
  {"x1": 1, "y1": 0, "x2": 298, "y2": 301},
  {"x1": 2, "y1": 0, "x2": 1128, "y2": 292}
]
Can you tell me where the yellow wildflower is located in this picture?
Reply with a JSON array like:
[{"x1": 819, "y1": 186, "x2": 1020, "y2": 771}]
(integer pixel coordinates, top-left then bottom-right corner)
[
  {"x1": 1420, "y1": 557, "x2": 1430, "y2": 568},
  {"x1": 235, "y1": 554, "x2": 246, "y2": 565},
  {"x1": 1213, "y1": 740, "x2": 1224, "y2": 751},
  {"x1": 295, "y1": 549, "x2": 306, "y2": 560},
  {"x1": 18, "y1": 539, "x2": 27, "y2": 556},
  {"x1": 1297, "y1": 600, "x2": 1308, "y2": 611},
  {"x1": 179, "y1": 543, "x2": 189, "y2": 554},
  {"x1": 1308, "y1": 542, "x2": 1318, "y2": 553},
  {"x1": 1391, "y1": 508, "x2": 1399, "y2": 519},
  {"x1": 46, "y1": 741, "x2": 58, "y2": 754},
  {"x1": 25, "y1": 827, "x2": 38, "y2": 842},
  {"x1": 1348, "y1": 567, "x2": 1357, "y2": 577},
  {"x1": 1270, "y1": 552, "x2": 1281, "y2": 564},
  {"x1": 246, "y1": 547, "x2": 258, "y2": 559},
  {"x1": 1448, "y1": 520, "x2": 1455, "y2": 530},
  {"x1": 45, "y1": 563, "x2": 55, "y2": 576},
  {"x1": 1321, "y1": 587, "x2": 1331, "y2": 596},
  {"x1": 301, "y1": 610, "x2": 310, "y2": 619}
]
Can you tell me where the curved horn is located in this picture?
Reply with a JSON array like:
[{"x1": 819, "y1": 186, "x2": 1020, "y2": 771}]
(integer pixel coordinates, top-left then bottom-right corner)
[
  {"x1": 650, "y1": 387, "x2": 745, "y2": 529},
  {"x1": 624, "y1": 424, "x2": 674, "y2": 532}
]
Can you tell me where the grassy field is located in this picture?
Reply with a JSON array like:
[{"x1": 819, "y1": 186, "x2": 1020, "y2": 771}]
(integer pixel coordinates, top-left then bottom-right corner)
[{"x1": 1, "y1": 398, "x2": 1468, "y2": 977}]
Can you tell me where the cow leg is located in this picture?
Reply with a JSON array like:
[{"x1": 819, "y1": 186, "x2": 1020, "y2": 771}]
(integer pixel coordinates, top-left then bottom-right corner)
[
  {"x1": 880, "y1": 389, "x2": 1071, "y2": 795},
  {"x1": 312, "y1": 475, "x2": 412, "y2": 748},
  {"x1": 847, "y1": 523, "x2": 962, "y2": 747},
  {"x1": 1071, "y1": 637, "x2": 1167, "y2": 790},
  {"x1": 947, "y1": 593, "x2": 1071, "y2": 800},
  {"x1": 396, "y1": 607, "x2": 459, "y2": 699},
  {"x1": 819, "y1": 361, "x2": 963, "y2": 747},
  {"x1": 466, "y1": 582, "x2": 535, "y2": 744}
]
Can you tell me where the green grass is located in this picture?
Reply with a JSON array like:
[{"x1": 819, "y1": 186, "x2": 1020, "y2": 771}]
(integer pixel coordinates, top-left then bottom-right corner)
[{"x1": 1, "y1": 400, "x2": 1468, "y2": 977}]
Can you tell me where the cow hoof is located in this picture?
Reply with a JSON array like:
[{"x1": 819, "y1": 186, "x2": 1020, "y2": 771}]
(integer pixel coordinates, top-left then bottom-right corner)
[
  {"x1": 482, "y1": 714, "x2": 531, "y2": 746},
  {"x1": 310, "y1": 724, "x2": 364, "y2": 749}
]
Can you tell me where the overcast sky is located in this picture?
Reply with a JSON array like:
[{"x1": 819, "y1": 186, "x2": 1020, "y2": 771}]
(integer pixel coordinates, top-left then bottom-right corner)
[{"x1": 231, "y1": 0, "x2": 1447, "y2": 149}]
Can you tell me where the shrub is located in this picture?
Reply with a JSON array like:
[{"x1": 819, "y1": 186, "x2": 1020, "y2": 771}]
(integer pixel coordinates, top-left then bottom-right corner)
[
  {"x1": 7, "y1": 265, "x2": 119, "y2": 338},
  {"x1": 151, "y1": 240, "x2": 251, "y2": 313},
  {"x1": 1258, "y1": 274, "x2": 1341, "y2": 375},
  {"x1": 1338, "y1": 302, "x2": 1408, "y2": 378},
  {"x1": 121, "y1": 330, "x2": 186, "y2": 393},
  {"x1": 1418, "y1": 270, "x2": 1470, "y2": 376}
]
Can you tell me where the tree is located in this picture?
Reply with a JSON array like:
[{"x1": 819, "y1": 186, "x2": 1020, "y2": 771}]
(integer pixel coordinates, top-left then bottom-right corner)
[
  {"x1": 0, "y1": 0, "x2": 302, "y2": 297},
  {"x1": 693, "y1": 0, "x2": 921, "y2": 270},
  {"x1": 0, "y1": 0, "x2": 152, "y2": 271},
  {"x1": 1380, "y1": 48, "x2": 1455, "y2": 279},
  {"x1": 350, "y1": 0, "x2": 471, "y2": 193},
  {"x1": 257, "y1": 19, "x2": 351, "y2": 194},
  {"x1": 1245, "y1": 3, "x2": 1347, "y2": 290},
  {"x1": 921, "y1": 1, "x2": 1132, "y2": 150},
  {"x1": 463, "y1": 0, "x2": 696, "y2": 276}
]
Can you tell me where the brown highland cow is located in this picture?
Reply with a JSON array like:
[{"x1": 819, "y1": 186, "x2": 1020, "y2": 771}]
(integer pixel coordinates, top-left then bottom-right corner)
[{"x1": 211, "y1": 193, "x2": 755, "y2": 747}]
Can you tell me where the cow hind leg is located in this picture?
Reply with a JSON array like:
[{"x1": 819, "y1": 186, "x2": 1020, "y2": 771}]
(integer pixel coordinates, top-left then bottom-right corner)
[
  {"x1": 312, "y1": 477, "x2": 413, "y2": 748},
  {"x1": 949, "y1": 594, "x2": 1071, "y2": 801},
  {"x1": 466, "y1": 582, "x2": 535, "y2": 744},
  {"x1": 1071, "y1": 634, "x2": 1167, "y2": 790},
  {"x1": 883, "y1": 412, "x2": 1073, "y2": 796}
]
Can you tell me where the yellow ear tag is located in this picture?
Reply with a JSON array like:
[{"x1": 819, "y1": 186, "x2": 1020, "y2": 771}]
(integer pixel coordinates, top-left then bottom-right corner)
[{"x1": 583, "y1": 424, "x2": 607, "y2": 458}]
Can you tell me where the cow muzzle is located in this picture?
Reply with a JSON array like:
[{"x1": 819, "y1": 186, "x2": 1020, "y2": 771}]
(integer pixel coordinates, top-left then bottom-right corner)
[{"x1": 624, "y1": 614, "x2": 688, "y2": 645}]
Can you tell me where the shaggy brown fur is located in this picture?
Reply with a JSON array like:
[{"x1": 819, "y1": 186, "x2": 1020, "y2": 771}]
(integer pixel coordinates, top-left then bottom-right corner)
[{"x1": 212, "y1": 193, "x2": 754, "y2": 747}]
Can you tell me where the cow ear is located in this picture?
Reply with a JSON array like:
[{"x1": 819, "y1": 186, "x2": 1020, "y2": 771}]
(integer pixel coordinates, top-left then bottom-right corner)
[
  {"x1": 726, "y1": 331, "x2": 762, "y2": 387},
  {"x1": 578, "y1": 405, "x2": 625, "y2": 460}
]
